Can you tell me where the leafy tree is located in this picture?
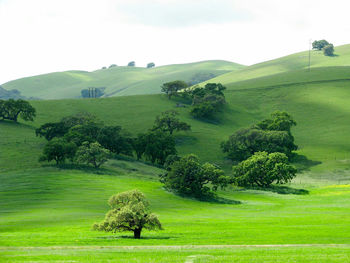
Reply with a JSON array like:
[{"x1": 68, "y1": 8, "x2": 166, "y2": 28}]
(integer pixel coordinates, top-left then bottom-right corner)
[
  {"x1": 147, "y1": 62, "x2": 155, "y2": 68},
  {"x1": 323, "y1": 44, "x2": 334, "y2": 56},
  {"x1": 190, "y1": 94, "x2": 226, "y2": 118},
  {"x1": 312, "y1": 40, "x2": 329, "y2": 50},
  {"x1": 160, "y1": 154, "x2": 229, "y2": 198},
  {"x1": 190, "y1": 101, "x2": 216, "y2": 118},
  {"x1": 153, "y1": 110, "x2": 191, "y2": 135},
  {"x1": 0, "y1": 99, "x2": 36, "y2": 122},
  {"x1": 76, "y1": 142, "x2": 110, "y2": 168},
  {"x1": 61, "y1": 112, "x2": 101, "y2": 129},
  {"x1": 161, "y1": 80, "x2": 188, "y2": 99},
  {"x1": 64, "y1": 122, "x2": 101, "y2": 146},
  {"x1": 109, "y1": 64, "x2": 117, "y2": 68},
  {"x1": 35, "y1": 122, "x2": 69, "y2": 141},
  {"x1": 97, "y1": 126, "x2": 133, "y2": 155},
  {"x1": 93, "y1": 189, "x2": 162, "y2": 239},
  {"x1": 128, "y1": 61, "x2": 135, "y2": 67},
  {"x1": 134, "y1": 131, "x2": 176, "y2": 165},
  {"x1": 39, "y1": 138, "x2": 77, "y2": 164},
  {"x1": 232, "y1": 152, "x2": 297, "y2": 187},
  {"x1": 256, "y1": 111, "x2": 296, "y2": 133}
]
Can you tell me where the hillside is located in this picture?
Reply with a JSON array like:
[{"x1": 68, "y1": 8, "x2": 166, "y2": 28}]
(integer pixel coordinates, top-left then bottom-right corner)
[
  {"x1": 1, "y1": 60, "x2": 244, "y2": 100},
  {"x1": 203, "y1": 44, "x2": 350, "y2": 87}
]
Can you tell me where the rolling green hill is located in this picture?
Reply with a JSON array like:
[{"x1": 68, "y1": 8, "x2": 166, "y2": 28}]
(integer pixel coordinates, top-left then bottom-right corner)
[
  {"x1": 1, "y1": 60, "x2": 244, "y2": 100},
  {"x1": 203, "y1": 44, "x2": 350, "y2": 87}
]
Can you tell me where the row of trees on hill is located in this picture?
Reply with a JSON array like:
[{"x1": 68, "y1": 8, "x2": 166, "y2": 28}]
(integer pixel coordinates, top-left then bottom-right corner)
[{"x1": 101, "y1": 62, "x2": 155, "y2": 69}]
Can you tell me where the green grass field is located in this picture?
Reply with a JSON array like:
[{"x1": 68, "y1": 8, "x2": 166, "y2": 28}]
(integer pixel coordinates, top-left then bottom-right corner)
[
  {"x1": 1, "y1": 47, "x2": 350, "y2": 262},
  {"x1": 1, "y1": 60, "x2": 244, "y2": 99}
]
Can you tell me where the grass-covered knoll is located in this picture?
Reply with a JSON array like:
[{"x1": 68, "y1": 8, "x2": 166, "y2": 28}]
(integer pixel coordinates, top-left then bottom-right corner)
[
  {"x1": 2, "y1": 60, "x2": 244, "y2": 99},
  {"x1": 204, "y1": 44, "x2": 350, "y2": 86}
]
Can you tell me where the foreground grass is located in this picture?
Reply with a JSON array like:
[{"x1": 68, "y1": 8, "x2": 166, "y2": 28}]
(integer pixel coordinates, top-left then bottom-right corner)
[
  {"x1": 1, "y1": 164, "x2": 350, "y2": 248},
  {"x1": 2, "y1": 246, "x2": 350, "y2": 262}
]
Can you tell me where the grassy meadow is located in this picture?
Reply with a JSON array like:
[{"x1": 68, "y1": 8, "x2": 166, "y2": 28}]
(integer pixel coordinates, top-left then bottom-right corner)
[{"x1": 1, "y1": 46, "x2": 350, "y2": 262}]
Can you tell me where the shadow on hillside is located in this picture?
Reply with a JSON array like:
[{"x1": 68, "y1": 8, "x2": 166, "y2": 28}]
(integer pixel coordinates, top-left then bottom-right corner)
[
  {"x1": 292, "y1": 154, "x2": 322, "y2": 172},
  {"x1": 248, "y1": 185, "x2": 309, "y2": 195},
  {"x1": 97, "y1": 235, "x2": 172, "y2": 240},
  {"x1": 200, "y1": 196, "x2": 242, "y2": 204},
  {"x1": 0, "y1": 119, "x2": 35, "y2": 129},
  {"x1": 41, "y1": 163, "x2": 116, "y2": 175}
]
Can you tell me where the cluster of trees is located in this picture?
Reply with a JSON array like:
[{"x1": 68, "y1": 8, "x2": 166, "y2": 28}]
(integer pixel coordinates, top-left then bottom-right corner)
[
  {"x1": 37, "y1": 110, "x2": 191, "y2": 167},
  {"x1": 161, "y1": 81, "x2": 227, "y2": 119},
  {"x1": 312, "y1": 40, "x2": 334, "y2": 56},
  {"x1": 81, "y1": 87, "x2": 105, "y2": 98},
  {"x1": 221, "y1": 111, "x2": 298, "y2": 187},
  {"x1": 0, "y1": 99, "x2": 36, "y2": 122},
  {"x1": 37, "y1": 113, "x2": 115, "y2": 167}
]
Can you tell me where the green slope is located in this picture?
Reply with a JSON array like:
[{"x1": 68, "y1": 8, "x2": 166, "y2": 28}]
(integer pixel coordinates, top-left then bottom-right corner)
[
  {"x1": 1, "y1": 60, "x2": 244, "y2": 100},
  {"x1": 204, "y1": 44, "x2": 350, "y2": 86}
]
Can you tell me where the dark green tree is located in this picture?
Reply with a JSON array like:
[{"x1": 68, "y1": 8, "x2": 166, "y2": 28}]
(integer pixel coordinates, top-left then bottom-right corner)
[
  {"x1": 153, "y1": 110, "x2": 191, "y2": 135},
  {"x1": 161, "y1": 80, "x2": 188, "y2": 99},
  {"x1": 134, "y1": 131, "x2": 176, "y2": 165},
  {"x1": 0, "y1": 99, "x2": 36, "y2": 122},
  {"x1": 312, "y1": 40, "x2": 329, "y2": 50},
  {"x1": 93, "y1": 190, "x2": 162, "y2": 239},
  {"x1": 97, "y1": 126, "x2": 133, "y2": 155},
  {"x1": 39, "y1": 138, "x2": 77, "y2": 164},
  {"x1": 232, "y1": 152, "x2": 297, "y2": 187},
  {"x1": 147, "y1": 62, "x2": 155, "y2": 68},
  {"x1": 160, "y1": 154, "x2": 229, "y2": 198},
  {"x1": 128, "y1": 61, "x2": 135, "y2": 67},
  {"x1": 323, "y1": 44, "x2": 334, "y2": 56},
  {"x1": 35, "y1": 122, "x2": 69, "y2": 141}
]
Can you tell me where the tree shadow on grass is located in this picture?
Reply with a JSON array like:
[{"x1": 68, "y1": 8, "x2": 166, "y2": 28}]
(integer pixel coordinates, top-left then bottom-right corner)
[
  {"x1": 171, "y1": 191, "x2": 241, "y2": 205},
  {"x1": 291, "y1": 153, "x2": 322, "y2": 172},
  {"x1": 247, "y1": 185, "x2": 309, "y2": 195}
]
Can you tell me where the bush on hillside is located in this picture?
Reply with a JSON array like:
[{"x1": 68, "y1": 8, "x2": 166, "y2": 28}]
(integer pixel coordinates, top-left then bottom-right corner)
[
  {"x1": 147, "y1": 62, "x2": 155, "y2": 68},
  {"x1": 128, "y1": 61, "x2": 135, "y2": 67},
  {"x1": 323, "y1": 44, "x2": 334, "y2": 56},
  {"x1": 76, "y1": 141, "x2": 110, "y2": 168},
  {"x1": 39, "y1": 138, "x2": 77, "y2": 164}
]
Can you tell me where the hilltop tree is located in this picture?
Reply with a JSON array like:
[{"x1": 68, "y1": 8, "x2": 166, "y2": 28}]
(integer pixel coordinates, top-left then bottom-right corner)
[
  {"x1": 93, "y1": 189, "x2": 162, "y2": 239},
  {"x1": 153, "y1": 110, "x2": 191, "y2": 135},
  {"x1": 128, "y1": 61, "x2": 135, "y2": 67},
  {"x1": 160, "y1": 154, "x2": 229, "y2": 198},
  {"x1": 109, "y1": 64, "x2": 117, "y2": 68},
  {"x1": 312, "y1": 40, "x2": 329, "y2": 50},
  {"x1": 76, "y1": 142, "x2": 110, "y2": 168},
  {"x1": 161, "y1": 80, "x2": 188, "y2": 99},
  {"x1": 323, "y1": 44, "x2": 334, "y2": 56},
  {"x1": 232, "y1": 151, "x2": 297, "y2": 187},
  {"x1": 0, "y1": 99, "x2": 36, "y2": 122},
  {"x1": 147, "y1": 62, "x2": 155, "y2": 68}
]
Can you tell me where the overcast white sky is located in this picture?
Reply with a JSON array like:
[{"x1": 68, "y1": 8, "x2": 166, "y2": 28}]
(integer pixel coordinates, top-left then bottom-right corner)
[{"x1": 1, "y1": 0, "x2": 350, "y2": 84}]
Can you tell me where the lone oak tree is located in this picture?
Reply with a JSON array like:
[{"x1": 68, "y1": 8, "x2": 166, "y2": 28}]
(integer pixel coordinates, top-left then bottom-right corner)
[{"x1": 93, "y1": 190, "x2": 162, "y2": 239}]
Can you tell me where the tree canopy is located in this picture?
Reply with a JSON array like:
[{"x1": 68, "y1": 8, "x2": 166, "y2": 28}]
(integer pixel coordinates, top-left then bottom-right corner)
[
  {"x1": 93, "y1": 189, "x2": 162, "y2": 239},
  {"x1": 232, "y1": 152, "x2": 297, "y2": 187},
  {"x1": 161, "y1": 80, "x2": 188, "y2": 99},
  {"x1": 147, "y1": 62, "x2": 155, "y2": 68},
  {"x1": 76, "y1": 142, "x2": 110, "y2": 168},
  {"x1": 323, "y1": 44, "x2": 334, "y2": 56},
  {"x1": 312, "y1": 40, "x2": 329, "y2": 50},
  {"x1": 160, "y1": 154, "x2": 229, "y2": 198},
  {"x1": 0, "y1": 99, "x2": 36, "y2": 122}
]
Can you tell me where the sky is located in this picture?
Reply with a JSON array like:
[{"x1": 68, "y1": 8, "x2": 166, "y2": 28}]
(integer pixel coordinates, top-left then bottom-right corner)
[{"x1": 1, "y1": 0, "x2": 350, "y2": 84}]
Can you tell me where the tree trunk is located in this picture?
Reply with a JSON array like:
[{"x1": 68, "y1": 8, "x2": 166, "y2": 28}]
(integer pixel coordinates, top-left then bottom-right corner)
[{"x1": 133, "y1": 228, "x2": 141, "y2": 239}]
